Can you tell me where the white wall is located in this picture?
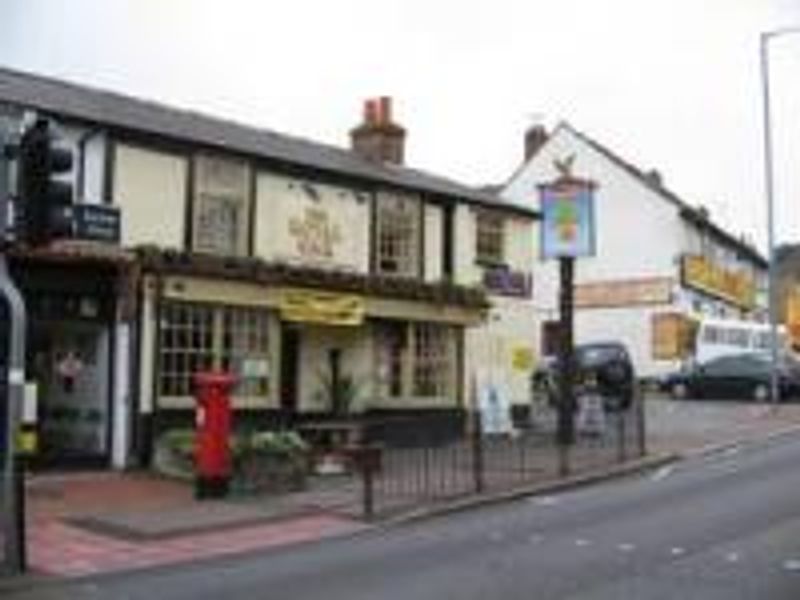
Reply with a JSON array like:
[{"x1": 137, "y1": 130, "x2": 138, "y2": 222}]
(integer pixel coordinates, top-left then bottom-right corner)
[
  {"x1": 114, "y1": 143, "x2": 187, "y2": 249},
  {"x1": 502, "y1": 125, "x2": 685, "y2": 377},
  {"x1": 255, "y1": 172, "x2": 370, "y2": 272}
]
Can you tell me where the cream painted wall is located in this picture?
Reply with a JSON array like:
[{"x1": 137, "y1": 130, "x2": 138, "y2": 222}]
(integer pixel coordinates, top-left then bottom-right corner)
[
  {"x1": 453, "y1": 204, "x2": 478, "y2": 286},
  {"x1": 255, "y1": 172, "x2": 370, "y2": 272},
  {"x1": 457, "y1": 204, "x2": 539, "y2": 410},
  {"x1": 114, "y1": 143, "x2": 187, "y2": 249},
  {"x1": 424, "y1": 203, "x2": 443, "y2": 282}
]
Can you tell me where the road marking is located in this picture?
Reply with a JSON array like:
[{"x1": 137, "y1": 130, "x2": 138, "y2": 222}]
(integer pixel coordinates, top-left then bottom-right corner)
[
  {"x1": 725, "y1": 552, "x2": 740, "y2": 563},
  {"x1": 533, "y1": 496, "x2": 560, "y2": 507},
  {"x1": 575, "y1": 539, "x2": 591, "y2": 547},
  {"x1": 651, "y1": 466, "x2": 674, "y2": 482},
  {"x1": 723, "y1": 446, "x2": 741, "y2": 457},
  {"x1": 670, "y1": 547, "x2": 686, "y2": 557},
  {"x1": 618, "y1": 543, "x2": 636, "y2": 552},
  {"x1": 783, "y1": 559, "x2": 800, "y2": 572}
]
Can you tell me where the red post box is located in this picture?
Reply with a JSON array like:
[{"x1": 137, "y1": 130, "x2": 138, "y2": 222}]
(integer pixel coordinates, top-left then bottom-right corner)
[{"x1": 193, "y1": 371, "x2": 236, "y2": 499}]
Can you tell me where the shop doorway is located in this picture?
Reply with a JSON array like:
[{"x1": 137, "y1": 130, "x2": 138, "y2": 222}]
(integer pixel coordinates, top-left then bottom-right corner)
[
  {"x1": 280, "y1": 326, "x2": 300, "y2": 415},
  {"x1": 29, "y1": 320, "x2": 110, "y2": 466}
]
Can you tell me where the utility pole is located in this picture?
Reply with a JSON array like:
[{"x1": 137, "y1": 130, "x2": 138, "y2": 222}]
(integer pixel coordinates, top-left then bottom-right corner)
[
  {"x1": 760, "y1": 27, "x2": 800, "y2": 405},
  {"x1": 0, "y1": 127, "x2": 27, "y2": 574}
]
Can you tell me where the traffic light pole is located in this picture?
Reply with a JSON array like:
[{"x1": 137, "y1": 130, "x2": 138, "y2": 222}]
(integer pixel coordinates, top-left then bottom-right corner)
[{"x1": 1, "y1": 129, "x2": 27, "y2": 574}]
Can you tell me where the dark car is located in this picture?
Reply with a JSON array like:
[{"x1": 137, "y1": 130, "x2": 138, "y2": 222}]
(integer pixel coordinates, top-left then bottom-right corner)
[
  {"x1": 662, "y1": 353, "x2": 800, "y2": 402},
  {"x1": 532, "y1": 342, "x2": 636, "y2": 411}
]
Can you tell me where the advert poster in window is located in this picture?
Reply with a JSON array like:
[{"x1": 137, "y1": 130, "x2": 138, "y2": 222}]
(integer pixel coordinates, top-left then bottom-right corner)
[{"x1": 539, "y1": 179, "x2": 596, "y2": 259}]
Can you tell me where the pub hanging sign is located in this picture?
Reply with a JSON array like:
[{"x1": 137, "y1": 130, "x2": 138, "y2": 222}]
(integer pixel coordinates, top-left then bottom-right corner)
[{"x1": 539, "y1": 173, "x2": 596, "y2": 260}]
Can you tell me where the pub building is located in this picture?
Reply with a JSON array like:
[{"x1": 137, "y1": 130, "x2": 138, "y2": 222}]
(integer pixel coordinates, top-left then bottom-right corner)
[{"x1": 0, "y1": 68, "x2": 539, "y2": 468}]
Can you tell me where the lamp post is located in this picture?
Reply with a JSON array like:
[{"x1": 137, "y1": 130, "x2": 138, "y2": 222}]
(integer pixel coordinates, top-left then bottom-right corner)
[{"x1": 760, "y1": 27, "x2": 800, "y2": 405}]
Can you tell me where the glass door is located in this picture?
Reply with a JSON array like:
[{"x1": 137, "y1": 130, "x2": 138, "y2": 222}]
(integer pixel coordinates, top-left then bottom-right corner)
[{"x1": 30, "y1": 321, "x2": 110, "y2": 463}]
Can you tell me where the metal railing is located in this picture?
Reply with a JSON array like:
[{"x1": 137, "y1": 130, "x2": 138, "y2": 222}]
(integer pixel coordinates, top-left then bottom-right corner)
[{"x1": 354, "y1": 391, "x2": 646, "y2": 519}]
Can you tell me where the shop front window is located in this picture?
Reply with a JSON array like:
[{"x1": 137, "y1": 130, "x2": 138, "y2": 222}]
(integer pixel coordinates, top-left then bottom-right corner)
[
  {"x1": 374, "y1": 320, "x2": 454, "y2": 399},
  {"x1": 159, "y1": 302, "x2": 270, "y2": 400}
]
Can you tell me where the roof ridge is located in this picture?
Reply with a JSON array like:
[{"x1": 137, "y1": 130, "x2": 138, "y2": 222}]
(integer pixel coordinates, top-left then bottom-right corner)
[
  {"x1": 557, "y1": 122, "x2": 766, "y2": 266},
  {"x1": 0, "y1": 64, "x2": 369, "y2": 163}
]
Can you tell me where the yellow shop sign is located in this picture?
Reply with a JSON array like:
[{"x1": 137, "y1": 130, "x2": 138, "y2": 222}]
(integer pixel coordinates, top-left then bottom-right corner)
[
  {"x1": 279, "y1": 289, "x2": 365, "y2": 326},
  {"x1": 681, "y1": 255, "x2": 755, "y2": 309}
]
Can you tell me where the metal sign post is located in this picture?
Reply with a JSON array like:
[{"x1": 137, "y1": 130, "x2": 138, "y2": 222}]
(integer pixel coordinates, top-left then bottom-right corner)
[
  {"x1": 0, "y1": 128, "x2": 27, "y2": 574},
  {"x1": 539, "y1": 166, "x2": 597, "y2": 475}
]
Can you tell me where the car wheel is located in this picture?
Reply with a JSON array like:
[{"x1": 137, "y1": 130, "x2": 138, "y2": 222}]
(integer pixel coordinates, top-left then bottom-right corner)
[
  {"x1": 752, "y1": 383, "x2": 770, "y2": 403},
  {"x1": 671, "y1": 382, "x2": 688, "y2": 400}
]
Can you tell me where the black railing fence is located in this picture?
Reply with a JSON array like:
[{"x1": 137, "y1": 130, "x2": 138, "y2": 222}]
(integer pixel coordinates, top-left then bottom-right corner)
[{"x1": 353, "y1": 391, "x2": 646, "y2": 519}]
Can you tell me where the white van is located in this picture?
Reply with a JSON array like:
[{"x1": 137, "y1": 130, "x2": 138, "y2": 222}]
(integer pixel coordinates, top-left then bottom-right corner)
[{"x1": 694, "y1": 317, "x2": 789, "y2": 364}]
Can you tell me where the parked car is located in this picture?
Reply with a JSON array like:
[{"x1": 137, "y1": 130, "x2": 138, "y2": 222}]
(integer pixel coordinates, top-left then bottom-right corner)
[
  {"x1": 662, "y1": 353, "x2": 800, "y2": 402},
  {"x1": 532, "y1": 342, "x2": 636, "y2": 411}
]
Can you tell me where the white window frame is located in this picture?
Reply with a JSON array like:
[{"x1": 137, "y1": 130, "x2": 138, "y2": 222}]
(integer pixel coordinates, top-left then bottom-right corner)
[
  {"x1": 374, "y1": 194, "x2": 421, "y2": 277},
  {"x1": 475, "y1": 209, "x2": 506, "y2": 266},
  {"x1": 158, "y1": 301, "x2": 271, "y2": 403}
]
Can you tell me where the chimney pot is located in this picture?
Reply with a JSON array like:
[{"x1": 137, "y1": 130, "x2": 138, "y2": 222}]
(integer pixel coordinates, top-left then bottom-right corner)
[
  {"x1": 365, "y1": 99, "x2": 378, "y2": 125},
  {"x1": 379, "y1": 96, "x2": 392, "y2": 124},
  {"x1": 524, "y1": 125, "x2": 548, "y2": 161},
  {"x1": 350, "y1": 96, "x2": 406, "y2": 165}
]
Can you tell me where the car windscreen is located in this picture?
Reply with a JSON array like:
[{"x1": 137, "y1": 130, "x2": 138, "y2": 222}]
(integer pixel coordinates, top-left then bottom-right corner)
[{"x1": 576, "y1": 345, "x2": 625, "y2": 368}]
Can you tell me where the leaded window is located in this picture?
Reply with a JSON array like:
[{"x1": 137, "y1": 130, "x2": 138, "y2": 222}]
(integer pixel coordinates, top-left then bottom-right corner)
[
  {"x1": 475, "y1": 210, "x2": 505, "y2": 265},
  {"x1": 158, "y1": 302, "x2": 270, "y2": 400},
  {"x1": 374, "y1": 194, "x2": 420, "y2": 277},
  {"x1": 374, "y1": 320, "x2": 454, "y2": 399},
  {"x1": 192, "y1": 154, "x2": 250, "y2": 256}
]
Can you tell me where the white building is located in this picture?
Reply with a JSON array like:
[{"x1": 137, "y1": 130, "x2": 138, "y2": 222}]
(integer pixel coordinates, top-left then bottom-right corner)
[{"x1": 502, "y1": 122, "x2": 768, "y2": 378}]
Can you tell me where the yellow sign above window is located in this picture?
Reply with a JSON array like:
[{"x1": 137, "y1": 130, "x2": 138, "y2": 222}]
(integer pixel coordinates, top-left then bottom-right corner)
[
  {"x1": 279, "y1": 289, "x2": 365, "y2": 326},
  {"x1": 681, "y1": 255, "x2": 756, "y2": 310}
]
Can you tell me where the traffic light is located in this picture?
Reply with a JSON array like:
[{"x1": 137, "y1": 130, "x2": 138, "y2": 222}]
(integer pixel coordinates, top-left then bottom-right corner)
[{"x1": 17, "y1": 118, "x2": 74, "y2": 245}]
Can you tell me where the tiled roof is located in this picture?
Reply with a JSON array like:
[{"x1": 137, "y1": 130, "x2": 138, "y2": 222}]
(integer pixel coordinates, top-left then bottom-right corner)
[{"x1": 0, "y1": 67, "x2": 536, "y2": 218}]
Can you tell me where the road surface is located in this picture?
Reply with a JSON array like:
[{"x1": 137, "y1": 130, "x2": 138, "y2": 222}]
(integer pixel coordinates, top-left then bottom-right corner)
[{"x1": 7, "y1": 433, "x2": 800, "y2": 599}]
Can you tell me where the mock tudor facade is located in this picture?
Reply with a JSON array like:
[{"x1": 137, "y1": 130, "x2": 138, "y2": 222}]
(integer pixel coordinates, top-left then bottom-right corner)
[
  {"x1": 502, "y1": 122, "x2": 768, "y2": 378},
  {"x1": 0, "y1": 68, "x2": 538, "y2": 469}
]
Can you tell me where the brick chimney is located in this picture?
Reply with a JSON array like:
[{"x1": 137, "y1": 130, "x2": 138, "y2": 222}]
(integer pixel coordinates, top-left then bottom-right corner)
[
  {"x1": 524, "y1": 125, "x2": 548, "y2": 161},
  {"x1": 350, "y1": 96, "x2": 406, "y2": 165}
]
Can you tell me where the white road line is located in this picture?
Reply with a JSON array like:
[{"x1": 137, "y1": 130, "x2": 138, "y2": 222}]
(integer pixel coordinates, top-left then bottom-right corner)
[
  {"x1": 618, "y1": 543, "x2": 636, "y2": 552},
  {"x1": 723, "y1": 446, "x2": 741, "y2": 457},
  {"x1": 651, "y1": 466, "x2": 674, "y2": 482},
  {"x1": 575, "y1": 539, "x2": 591, "y2": 547},
  {"x1": 783, "y1": 559, "x2": 800, "y2": 572},
  {"x1": 533, "y1": 496, "x2": 560, "y2": 507},
  {"x1": 725, "y1": 552, "x2": 740, "y2": 563},
  {"x1": 670, "y1": 547, "x2": 686, "y2": 557}
]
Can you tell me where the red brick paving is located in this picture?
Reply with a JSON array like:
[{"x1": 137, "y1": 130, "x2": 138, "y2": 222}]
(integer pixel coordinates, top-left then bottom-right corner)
[
  {"x1": 28, "y1": 513, "x2": 365, "y2": 578},
  {"x1": 25, "y1": 471, "x2": 366, "y2": 578}
]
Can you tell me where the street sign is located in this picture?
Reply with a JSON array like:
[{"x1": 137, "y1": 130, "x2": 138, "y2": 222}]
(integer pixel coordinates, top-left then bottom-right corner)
[{"x1": 72, "y1": 204, "x2": 120, "y2": 243}]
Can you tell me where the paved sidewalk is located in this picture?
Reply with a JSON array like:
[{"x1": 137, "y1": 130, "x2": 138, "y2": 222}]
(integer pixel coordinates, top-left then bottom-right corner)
[
  {"x1": 645, "y1": 397, "x2": 800, "y2": 455},
  {"x1": 16, "y1": 397, "x2": 800, "y2": 581},
  {"x1": 25, "y1": 471, "x2": 365, "y2": 578}
]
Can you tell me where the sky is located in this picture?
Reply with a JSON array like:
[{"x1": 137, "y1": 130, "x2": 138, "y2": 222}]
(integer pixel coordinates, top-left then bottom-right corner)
[{"x1": 1, "y1": 0, "x2": 799, "y2": 252}]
